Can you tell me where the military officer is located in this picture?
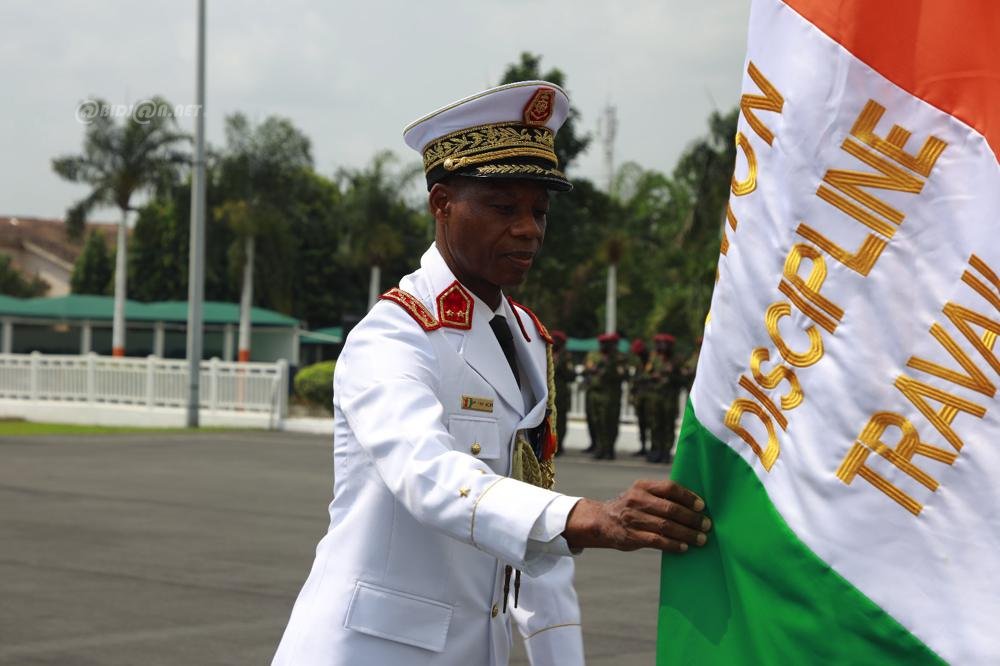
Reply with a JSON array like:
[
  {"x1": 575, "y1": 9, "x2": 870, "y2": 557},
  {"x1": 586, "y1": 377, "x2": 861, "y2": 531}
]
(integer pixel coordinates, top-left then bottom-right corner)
[
  {"x1": 679, "y1": 336, "x2": 701, "y2": 393},
  {"x1": 588, "y1": 332, "x2": 625, "y2": 460},
  {"x1": 629, "y1": 338, "x2": 653, "y2": 457},
  {"x1": 272, "y1": 82, "x2": 711, "y2": 666},
  {"x1": 647, "y1": 333, "x2": 680, "y2": 464},
  {"x1": 581, "y1": 348, "x2": 600, "y2": 453},
  {"x1": 551, "y1": 330, "x2": 574, "y2": 456}
]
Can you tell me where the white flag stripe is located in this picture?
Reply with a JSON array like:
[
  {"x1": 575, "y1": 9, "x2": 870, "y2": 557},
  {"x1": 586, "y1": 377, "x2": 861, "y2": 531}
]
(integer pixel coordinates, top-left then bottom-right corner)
[{"x1": 692, "y1": 1, "x2": 1000, "y2": 663}]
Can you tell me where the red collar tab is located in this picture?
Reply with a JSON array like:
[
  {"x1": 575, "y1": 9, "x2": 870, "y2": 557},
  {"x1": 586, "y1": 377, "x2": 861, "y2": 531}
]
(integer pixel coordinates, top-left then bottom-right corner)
[
  {"x1": 507, "y1": 297, "x2": 553, "y2": 345},
  {"x1": 380, "y1": 288, "x2": 441, "y2": 331},
  {"x1": 436, "y1": 281, "x2": 474, "y2": 330}
]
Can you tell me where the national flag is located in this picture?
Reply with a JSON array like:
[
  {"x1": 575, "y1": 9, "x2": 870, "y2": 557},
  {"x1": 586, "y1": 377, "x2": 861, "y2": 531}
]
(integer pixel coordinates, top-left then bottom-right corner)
[{"x1": 658, "y1": 1, "x2": 1000, "y2": 663}]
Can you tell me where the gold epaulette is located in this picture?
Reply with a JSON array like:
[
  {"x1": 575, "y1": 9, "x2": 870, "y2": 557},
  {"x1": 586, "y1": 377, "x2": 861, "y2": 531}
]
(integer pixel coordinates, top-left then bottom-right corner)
[
  {"x1": 506, "y1": 297, "x2": 554, "y2": 345},
  {"x1": 379, "y1": 288, "x2": 441, "y2": 331}
]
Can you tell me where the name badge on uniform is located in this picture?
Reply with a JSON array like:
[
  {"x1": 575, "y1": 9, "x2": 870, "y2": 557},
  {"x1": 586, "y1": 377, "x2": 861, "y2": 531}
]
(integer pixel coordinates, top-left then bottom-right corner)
[{"x1": 461, "y1": 395, "x2": 494, "y2": 413}]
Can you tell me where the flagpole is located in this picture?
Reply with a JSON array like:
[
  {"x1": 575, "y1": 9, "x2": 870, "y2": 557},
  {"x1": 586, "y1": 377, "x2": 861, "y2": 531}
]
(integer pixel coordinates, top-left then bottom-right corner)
[{"x1": 185, "y1": 0, "x2": 206, "y2": 427}]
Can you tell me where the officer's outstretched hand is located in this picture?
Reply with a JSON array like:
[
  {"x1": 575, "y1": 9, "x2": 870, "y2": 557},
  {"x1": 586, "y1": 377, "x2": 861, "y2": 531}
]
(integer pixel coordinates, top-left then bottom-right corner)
[{"x1": 562, "y1": 480, "x2": 710, "y2": 553}]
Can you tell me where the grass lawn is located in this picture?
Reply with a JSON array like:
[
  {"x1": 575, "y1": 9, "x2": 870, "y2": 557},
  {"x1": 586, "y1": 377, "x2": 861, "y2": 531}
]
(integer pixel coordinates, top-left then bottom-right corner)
[{"x1": 0, "y1": 420, "x2": 234, "y2": 437}]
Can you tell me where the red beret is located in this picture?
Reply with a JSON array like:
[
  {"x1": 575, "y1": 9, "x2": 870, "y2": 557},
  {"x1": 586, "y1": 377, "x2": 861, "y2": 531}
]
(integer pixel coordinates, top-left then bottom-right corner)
[
  {"x1": 597, "y1": 332, "x2": 620, "y2": 343},
  {"x1": 629, "y1": 339, "x2": 647, "y2": 354},
  {"x1": 654, "y1": 333, "x2": 676, "y2": 343},
  {"x1": 550, "y1": 330, "x2": 567, "y2": 343}
]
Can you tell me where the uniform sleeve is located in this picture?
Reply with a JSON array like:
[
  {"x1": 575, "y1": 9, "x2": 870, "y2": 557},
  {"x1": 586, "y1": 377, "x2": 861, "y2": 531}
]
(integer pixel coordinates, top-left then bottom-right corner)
[{"x1": 335, "y1": 303, "x2": 570, "y2": 575}]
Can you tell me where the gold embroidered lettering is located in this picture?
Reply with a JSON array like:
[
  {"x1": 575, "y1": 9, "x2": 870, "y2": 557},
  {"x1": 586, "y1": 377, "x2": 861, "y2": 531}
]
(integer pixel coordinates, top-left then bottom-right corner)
[
  {"x1": 725, "y1": 398, "x2": 780, "y2": 470},
  {"x1": 837, "y1": 412, "x2": 954, "y2": 516},
  {"x1": 731, "y1": 132, "x2": 758, "y2": 196},
  {"x1": 906, "y1": 323, "x2": 996, "y2": 398},
  {"x1": 849, "y1": 100, "x2": 948, "y2": 178},
  {"x1": 738, "y1": 375, "x2": 787, "y2": 431},
  {"x1": 817, "y1": 139, "x2": 923, "y2": 238},
  {"x1": 795, "y1": 222, "x2": 886, "y2": 277},
  {"x1": 764, "y1": 301, "x2": 824, "y2": 368},
  {"x1": 779, "y1": 243, "x2": 845, "y2": 334},
  {"x1": 740, "y1": 61, "x2": 784, "y2": 146},
  {"x1": 894, "y1": 375, "x2": 987, "y2": 452},
  {"x1": 749, "y1": 347, "x2": 803, "y2": 411},
  {"x1": 962, "y1": 254, "x2": 1000, "y2": 312},
  {"x1": 943, "y1": 301, "x2": 1000, "y2": 376}
]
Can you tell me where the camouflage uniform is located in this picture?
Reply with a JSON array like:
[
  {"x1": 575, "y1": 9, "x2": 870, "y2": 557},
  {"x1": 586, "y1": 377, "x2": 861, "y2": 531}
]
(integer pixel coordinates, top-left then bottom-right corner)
[
  {"x1": 588, "y1": 349, "x2": 625, "y2": 460},
  {"x1": 647, "y1": 349, "x2": 680, "y2": 463},
  {"x1": 630, "y1": 353, "x2": 654, "y2": 455},
  {"x1": 582, "y1": 350, "x2": 601, "y2": 453},
  {"x1": 553, "y1": 347, "x2": 576, "y2": 455}
]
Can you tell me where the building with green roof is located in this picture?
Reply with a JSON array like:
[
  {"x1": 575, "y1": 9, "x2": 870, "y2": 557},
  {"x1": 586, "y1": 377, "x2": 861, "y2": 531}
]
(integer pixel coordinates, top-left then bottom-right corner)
[{"x1": 0, "y1": 294, "x2": 304, "y2": 363}]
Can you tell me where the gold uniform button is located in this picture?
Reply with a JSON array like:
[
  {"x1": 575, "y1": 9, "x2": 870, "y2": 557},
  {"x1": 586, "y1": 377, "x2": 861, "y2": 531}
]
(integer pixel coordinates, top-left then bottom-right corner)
[
  {"x1": 470, "y1": 442, "x2": 482, "y2": 455},
  {"x1": 491, "y1": 604, "x2": 499, "y2": 618}
]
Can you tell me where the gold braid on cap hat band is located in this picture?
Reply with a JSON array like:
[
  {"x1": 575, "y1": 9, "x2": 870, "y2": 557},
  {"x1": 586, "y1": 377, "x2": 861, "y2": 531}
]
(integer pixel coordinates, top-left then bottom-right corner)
[
  {"x1": 474, "y1": 163, "x2": 566, "y2": 178},
  {"x1": 423, "y1": 121, "x2": 557, "y2": 173}
]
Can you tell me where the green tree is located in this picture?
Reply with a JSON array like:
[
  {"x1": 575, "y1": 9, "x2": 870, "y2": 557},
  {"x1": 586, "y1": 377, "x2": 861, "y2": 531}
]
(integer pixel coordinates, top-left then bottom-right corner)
[
  {"x1": 127, "y1": 198, "x2": 187, "y2": 301},
  {"x1": 215, "y1": 113, "x2": 314, "y2": 316},
  {"x1": 70, "y1": 230, "x2": 114, "y2": 295},
  {"x1": 51, "y1": 97, "x2": 189, "y2": 239},
  {"x1": 500, "y1": 52, "x2": 591, "y2": 171},
  {"x1": 335, "y1": 150, "x2": 429, "y2": 312},
  {"x1": 52, "y1": 96, "x2": 189, "y2": 354},
  {"x1": 509, "y1": 179, "x2": 616, "y2": 336},
  {"x1": 658, "y1": 108, "x2": 739, "y2": 338},
  {"x1": 0, "y1": 254, "x2": 48, "y2": 297}
]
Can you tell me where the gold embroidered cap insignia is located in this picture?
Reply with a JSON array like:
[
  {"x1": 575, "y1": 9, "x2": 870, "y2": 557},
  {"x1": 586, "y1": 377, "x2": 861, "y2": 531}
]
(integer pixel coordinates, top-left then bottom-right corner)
[{"x1": 523, "y1": 87, "x2": 556, "y2": 127}]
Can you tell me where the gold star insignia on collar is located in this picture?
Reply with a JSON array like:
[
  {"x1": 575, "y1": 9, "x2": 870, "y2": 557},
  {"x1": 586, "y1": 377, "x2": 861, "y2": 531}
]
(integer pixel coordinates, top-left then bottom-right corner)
[{"x1": 459, "y1": 487, "x2": 471, "y2": 498}]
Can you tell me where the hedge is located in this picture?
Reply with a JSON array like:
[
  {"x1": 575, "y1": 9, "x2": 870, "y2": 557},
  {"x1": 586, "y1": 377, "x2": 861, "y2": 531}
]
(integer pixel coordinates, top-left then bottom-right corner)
[{"x1": 294, "y1": 361, "x2": 335, "y2": 413}]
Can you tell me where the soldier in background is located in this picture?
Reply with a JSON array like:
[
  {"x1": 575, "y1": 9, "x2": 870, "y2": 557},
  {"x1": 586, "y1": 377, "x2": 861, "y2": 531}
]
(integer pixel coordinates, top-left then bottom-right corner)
[
  {"x1": 679, "y1": 336, "x2": 701, "y2": 394},
  {"x1": 589, "y1": 332, "x2": 626, "y2": 460},
  {"x1": 551, "y1": 330, "x2": 575, "y2": 457},
  {"x1": 629, "y1": 338, "x2": 653, "y2": 457},
  {"x1": 647, "y1": 333, "x2": 680, "y2": 464},
  {"x1": 581, "y1": 348, "x2": 600, "y2": 454}
]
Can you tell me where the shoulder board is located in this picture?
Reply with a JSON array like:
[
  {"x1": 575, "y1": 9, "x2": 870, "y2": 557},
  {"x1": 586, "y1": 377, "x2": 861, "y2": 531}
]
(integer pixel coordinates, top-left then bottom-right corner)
[
  {"x1": 379, "y1": 288, "x2": 441, "y2": 331},
  {"x1": 507, "y1": 297, "x2": 553, "y2": 344}
]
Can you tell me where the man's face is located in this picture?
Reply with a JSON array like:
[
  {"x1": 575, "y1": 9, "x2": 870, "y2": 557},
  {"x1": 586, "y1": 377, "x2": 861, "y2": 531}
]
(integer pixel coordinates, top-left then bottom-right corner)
[{"x1": 432, "y1": 178, "x2": 549, "y2": 293}]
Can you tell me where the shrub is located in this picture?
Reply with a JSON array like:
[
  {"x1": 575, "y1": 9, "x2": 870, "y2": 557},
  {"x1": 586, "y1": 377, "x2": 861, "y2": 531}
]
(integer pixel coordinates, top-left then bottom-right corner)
[{"x1": 294, "y1": 361, "x2": 335, "y2": 413}]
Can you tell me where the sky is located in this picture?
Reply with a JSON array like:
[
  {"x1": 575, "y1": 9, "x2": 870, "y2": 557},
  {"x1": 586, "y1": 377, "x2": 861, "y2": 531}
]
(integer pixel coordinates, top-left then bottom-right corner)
[{"x1": 1, "y1": 1, "x2": 751, "y2": 222}]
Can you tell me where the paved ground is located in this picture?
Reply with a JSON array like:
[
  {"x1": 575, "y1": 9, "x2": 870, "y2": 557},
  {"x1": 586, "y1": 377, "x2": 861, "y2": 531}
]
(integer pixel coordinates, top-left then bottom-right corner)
[{"x1": 0, "y1": 425, "x2": 674, "y2": 665}]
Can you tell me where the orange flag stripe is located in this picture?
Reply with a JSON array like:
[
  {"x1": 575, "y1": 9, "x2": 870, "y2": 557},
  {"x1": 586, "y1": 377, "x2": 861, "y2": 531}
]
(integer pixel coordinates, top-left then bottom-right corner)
[{"x1": 785, "y1": 0, "x2": 1000, "y2": 163}]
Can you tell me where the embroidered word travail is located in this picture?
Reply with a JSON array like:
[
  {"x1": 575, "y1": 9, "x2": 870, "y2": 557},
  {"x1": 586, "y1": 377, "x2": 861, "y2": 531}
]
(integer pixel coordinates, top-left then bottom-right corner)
[{"x1": 717, "y1": 60, "x2": 994, "y2": 518}]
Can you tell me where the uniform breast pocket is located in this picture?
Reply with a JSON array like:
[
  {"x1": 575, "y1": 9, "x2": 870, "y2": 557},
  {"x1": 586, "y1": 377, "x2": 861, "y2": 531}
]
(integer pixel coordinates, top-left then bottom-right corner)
[{"x1": 447, "y1": 415, "x2": 501, "y2": 460}]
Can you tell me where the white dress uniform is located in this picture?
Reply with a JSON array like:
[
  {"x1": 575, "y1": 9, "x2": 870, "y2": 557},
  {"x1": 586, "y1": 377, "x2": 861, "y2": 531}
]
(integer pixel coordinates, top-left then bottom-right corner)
[{"x1": 272, "y1": 243, "x2": 586, "y2": 666}]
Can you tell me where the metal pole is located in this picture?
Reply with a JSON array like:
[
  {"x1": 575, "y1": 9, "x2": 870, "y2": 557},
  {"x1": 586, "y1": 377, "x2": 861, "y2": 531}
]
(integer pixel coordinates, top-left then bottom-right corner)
[
  {"x1": 237, "y1": 235, "x2": 254, "y2": 362},
  {"x1": 111, "y1": 208, "x2": 128, "y2": 356},
  {"x1": 605, "y1": 262, "x2": 617, "y2": 334},
  {"x1": 185, "y1": 0, "x2": 206, "y2": 427}
]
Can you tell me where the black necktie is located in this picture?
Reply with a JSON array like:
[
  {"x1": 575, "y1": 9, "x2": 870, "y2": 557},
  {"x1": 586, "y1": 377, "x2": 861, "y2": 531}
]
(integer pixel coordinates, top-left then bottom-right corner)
[{"x1": 489, "y1": 315, "x2": 520, "y2": 388}]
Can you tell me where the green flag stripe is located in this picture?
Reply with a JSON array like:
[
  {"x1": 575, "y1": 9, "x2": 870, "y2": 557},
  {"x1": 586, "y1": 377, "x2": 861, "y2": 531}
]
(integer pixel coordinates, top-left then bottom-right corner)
[{"x1": 657, "y1": 400, "x2": 945, "y2": 665}]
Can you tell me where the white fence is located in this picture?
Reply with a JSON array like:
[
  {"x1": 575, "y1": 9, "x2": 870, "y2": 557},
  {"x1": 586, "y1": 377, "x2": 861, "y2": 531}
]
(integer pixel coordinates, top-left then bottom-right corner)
[{"x1": 0, "y1": 352, "x2": 288, "y2": 425}]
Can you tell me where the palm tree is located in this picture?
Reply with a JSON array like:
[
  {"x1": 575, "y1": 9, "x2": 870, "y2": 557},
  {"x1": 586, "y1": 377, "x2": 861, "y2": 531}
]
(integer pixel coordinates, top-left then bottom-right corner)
[
  {"x1": 53, "y1": 97, "x2": 188, "y2": 355},
  {"x1": 336, "y1": 151, "x2": 423, "y2": 310},
  {"x1": 215, "y1": 113, "x2": 312, "y2": 361}
]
